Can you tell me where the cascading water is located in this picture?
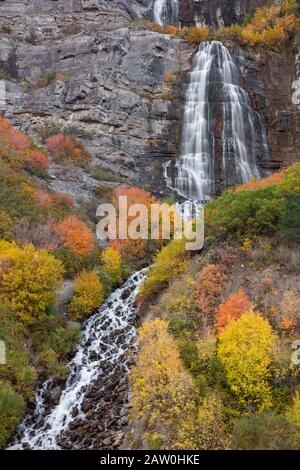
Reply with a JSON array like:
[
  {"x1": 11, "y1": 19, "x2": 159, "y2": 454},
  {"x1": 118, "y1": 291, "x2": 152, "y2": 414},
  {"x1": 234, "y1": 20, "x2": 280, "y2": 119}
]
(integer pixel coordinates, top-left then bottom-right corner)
[
  {"x1": 153, "y1": 0, "x2": 178, "y2": 26},
  {"x1": 164, "y1": 41, "x2": 269, "y2": 202},
  {"x1": 8, "y1": 270, "x2": 147, "y2": 450}
]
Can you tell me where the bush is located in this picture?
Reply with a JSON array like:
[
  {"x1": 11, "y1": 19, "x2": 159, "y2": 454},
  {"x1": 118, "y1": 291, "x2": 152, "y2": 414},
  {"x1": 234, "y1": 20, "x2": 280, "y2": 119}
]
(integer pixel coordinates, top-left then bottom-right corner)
[
  {"x1": 138, "y1": 239, "x2": 187, "y2": 304},
  {"x1": 232, "y1": 412, "x2": 300, "y2": 450},
  {"x1": 0, "y1": 242, "x2": 64, "y2": 327},
  {"x1": 46, "y1": 134, "x2": 91, "y2": 167},
  {"x1": 55, "y1": 215, "x2": 95, "y2": 256},
  {"x1": 0, "y1": 383, "x2": 25, "y2": 448},
  {"x1": 69, "y1": 270, "x2": 104, "y2": 321},
  {"x1": 182, "y1": 25, "x2": 210, "y2": 44}
]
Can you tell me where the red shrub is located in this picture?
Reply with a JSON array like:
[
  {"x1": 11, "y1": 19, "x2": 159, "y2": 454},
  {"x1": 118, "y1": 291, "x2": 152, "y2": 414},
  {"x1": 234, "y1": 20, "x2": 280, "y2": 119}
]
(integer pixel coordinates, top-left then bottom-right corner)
[
  {"x1": 30, "y1": 150, "x2": 49, "y2": 169},
  {"x1": 46, "y1": 134, "x2": 91, "y2": 167},
  {"x1": 55, "y1": 215, "x2": 95, "y2": 256},
  {"x1": 215, "y1": 288, "x2": 251, "y2": 334}
]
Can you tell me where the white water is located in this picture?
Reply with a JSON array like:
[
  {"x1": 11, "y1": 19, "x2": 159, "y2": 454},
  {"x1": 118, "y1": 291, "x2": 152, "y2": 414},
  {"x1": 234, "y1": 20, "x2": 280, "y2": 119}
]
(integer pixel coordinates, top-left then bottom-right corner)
[
  {"x1": 153, "y1": 0, "x2": 178, "y2": 26},
  {"x1": 164, "y1": 41, "x2": 269, "y2": 201},
  {"x1": 8, "y1": 270, "x2": 147, "y2": 450}
]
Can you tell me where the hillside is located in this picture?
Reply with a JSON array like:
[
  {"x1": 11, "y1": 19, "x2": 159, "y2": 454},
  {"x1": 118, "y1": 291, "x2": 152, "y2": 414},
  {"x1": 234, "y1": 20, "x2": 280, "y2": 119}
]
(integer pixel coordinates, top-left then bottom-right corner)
[{"x1": 0, "y1": 0, "x2": 300, "y2": 454}]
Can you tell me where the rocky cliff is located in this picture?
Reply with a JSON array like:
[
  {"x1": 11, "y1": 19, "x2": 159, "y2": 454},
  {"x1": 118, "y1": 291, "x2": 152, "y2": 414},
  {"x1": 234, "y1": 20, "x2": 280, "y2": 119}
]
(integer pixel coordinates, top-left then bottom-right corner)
[
  {"x1": 0, "y1": 0, "x2": 193, "y2": 201},
  {"x1": 0, "y1": 0, "x2": 299, "y2": 202},
  {"x1": 178, "y1": 0, "x2": 269, "y2": 28}
]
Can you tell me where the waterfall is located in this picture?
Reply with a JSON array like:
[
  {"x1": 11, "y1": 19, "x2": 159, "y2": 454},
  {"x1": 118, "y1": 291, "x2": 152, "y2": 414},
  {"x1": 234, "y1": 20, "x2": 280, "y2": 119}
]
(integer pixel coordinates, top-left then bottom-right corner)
[
  {"x1": 164, "y1": 41, "x2": 269, "y2": 202},
  {"x1": 7, "y1": 270, "x2": 147, "y2": 450},
  {"x1": 153, "y1": 0, "x2": 178, "y2": 26}
]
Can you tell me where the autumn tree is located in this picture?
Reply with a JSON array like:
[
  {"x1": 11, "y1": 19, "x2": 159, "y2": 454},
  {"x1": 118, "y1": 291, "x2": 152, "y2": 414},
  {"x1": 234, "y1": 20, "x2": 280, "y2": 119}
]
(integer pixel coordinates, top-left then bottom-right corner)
[
  {"x1": 69, "y1": 270, "x2": 104, "y2": 321},
  {"x1": 176, "y1": 393, "x2": 228, "y2": 450},
  {"x1": 218, "y1": 311, "x2": 276, "y2": 411},
  {"x1": 0, "y1": 241, "x2": 63, "y2": 327},
  {"x1": 129, "y1": 318, "x2": 194, "y2": 449},
  {"x1": 101, "y1": 247, "x2": 123, "y2": 286},
  {"x1": 215, "y1": 289, "x2": 250, "y2": 334},
  {"x1": 55, "y1": 215, "x2": 95, "y2": 256}
]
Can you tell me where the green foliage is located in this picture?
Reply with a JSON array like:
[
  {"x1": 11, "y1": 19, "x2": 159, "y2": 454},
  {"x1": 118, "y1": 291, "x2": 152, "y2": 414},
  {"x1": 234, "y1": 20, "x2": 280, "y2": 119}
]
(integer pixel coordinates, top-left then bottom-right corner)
[
  {"x1": 281, "y1": 193, "x2": 300, "y2": 241},
  {"x1": 232, "y1": 412, "x2": 300, "y2": 450},
  {"x1": 0, "y1": 383, "x2": 25, "y2": 448}
]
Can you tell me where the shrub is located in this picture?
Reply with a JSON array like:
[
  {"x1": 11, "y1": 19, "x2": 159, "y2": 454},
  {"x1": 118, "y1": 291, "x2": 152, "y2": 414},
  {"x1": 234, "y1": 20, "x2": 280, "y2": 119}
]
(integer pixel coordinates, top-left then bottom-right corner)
[
  {"x1": 0, "y1": 383, "x2": 25, "y2": 448},
  {"x1": 55, "y1": 215, "x2": 95, "y2": 256},
  {"x1": 231, "y1": 412, "x2": 300, "y2": 450},
  {"x1": 29, "y1": 150, "x2": 49, "y2": 170},
  {"x1": 194, "y1": 264, "x2": 223, "y2": 320},
  {"x1": 182, "y1": 25, "x2": 210, "y2": 44},
  {"x1": 69, "y1": 270, "x2": 104, "y2": 321},
  {"x1": 177, "y1": 393, "x2": 228, "y2": 450},
  {"x1": 46, "y1": 134, "x2": 91, "y2": 167},
  {"x1": 36, "y1": 348, "x2": 68, "y2": 380},
  {"x1": 218, "y1": 311, "x2": 276, "y2": 411},
  {"x1": 0, "y1": 242, "x2": 64, "y2": 327},
  {"x1": 138, "y1": 239, "x2": 187, "y2": 303},
  {"x1": 215, "y1": 289, "x2": 250, "y2": 334}
]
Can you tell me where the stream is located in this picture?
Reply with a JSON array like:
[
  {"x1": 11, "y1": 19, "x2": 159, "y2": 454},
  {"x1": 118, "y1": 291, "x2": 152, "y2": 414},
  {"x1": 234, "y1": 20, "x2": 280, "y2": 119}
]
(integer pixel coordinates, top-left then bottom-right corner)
[{"x1": 8, "y1": 269, "x2": 147, "y2": 450}]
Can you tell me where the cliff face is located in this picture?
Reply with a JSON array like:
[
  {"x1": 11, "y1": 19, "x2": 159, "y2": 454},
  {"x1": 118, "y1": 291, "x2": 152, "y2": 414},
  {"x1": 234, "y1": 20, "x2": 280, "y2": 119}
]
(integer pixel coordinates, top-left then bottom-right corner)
[
  {"x1": 0, "y1": 0, "x2": 193, "y2": 200},
  {"x1": 178, "y1": 0, "x2": 269, "y2": 28}
]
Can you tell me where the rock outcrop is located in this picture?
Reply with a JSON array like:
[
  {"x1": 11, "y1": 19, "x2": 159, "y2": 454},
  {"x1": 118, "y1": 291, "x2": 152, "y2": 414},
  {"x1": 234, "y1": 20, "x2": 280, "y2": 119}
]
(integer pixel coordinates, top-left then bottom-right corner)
[{"x1": 0, "y1": 0, "x2": 193, "y2": 201}]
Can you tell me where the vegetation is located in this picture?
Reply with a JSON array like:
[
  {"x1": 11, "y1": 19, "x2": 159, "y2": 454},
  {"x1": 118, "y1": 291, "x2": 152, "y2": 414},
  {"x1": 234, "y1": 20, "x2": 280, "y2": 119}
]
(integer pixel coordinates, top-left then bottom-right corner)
[
  {"x1": 69, "y1": 270, "x2": 105, "y2": 321},
  {"x1": 130, "y1": 161, "x2": 300, "y2": 449}
]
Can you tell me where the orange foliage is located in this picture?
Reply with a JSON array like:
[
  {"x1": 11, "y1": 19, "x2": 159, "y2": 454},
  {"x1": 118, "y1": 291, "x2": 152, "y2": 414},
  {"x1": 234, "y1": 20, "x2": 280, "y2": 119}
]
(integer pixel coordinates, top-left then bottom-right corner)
[
  {"x1": 46, "y1": 134, "x2": 91, "y2": 167},
  {"x1": 55, "y1": 215, "x2": 95, "y2": 256},
  {"x1": 110, "y1": 187, "x2": 162, "y2": 266},
  {"x1": 30, "y1": 150, "x2": 49, "y2": 170},
  {"x1": 215, "y1": 289, "x2": 251, "y2": 334},
  {"x1": 195, "y1": 264, "x2": 223, "y2": 318},
  {"x1": 231, "y1": 171, "x2": 285, "y2": 193},
  {"x1": 277, "y1": 290, "x2": 300, "y2": 335}
]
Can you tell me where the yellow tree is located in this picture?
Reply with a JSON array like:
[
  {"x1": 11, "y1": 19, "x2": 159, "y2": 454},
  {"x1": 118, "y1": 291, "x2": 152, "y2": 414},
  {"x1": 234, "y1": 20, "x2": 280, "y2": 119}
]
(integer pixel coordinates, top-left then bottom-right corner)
[
  {"x1": 129, "y1": 318, "x2": 193, "y2": 449},
  {"x1": 69, "y1": 270, "x2": 104, "y2": 321},
  {"x1": 218, "y1": 311, "x2": 276, "y2": 411},
  {"x1": 101, "y1": 247, "x2": 123, "y2": 286},
  {"x1": 0, "y1": 241, "x2": 63, "y2": 327}
]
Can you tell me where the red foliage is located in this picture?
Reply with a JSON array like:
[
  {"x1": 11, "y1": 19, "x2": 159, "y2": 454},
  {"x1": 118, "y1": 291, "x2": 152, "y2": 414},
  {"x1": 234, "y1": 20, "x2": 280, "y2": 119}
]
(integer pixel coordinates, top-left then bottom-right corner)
[
  {"x1": 8, "y1": 129, "x2": 31, "y2": 150},
  {"x1": 30, "y1": 150, "x2": 49, "y2": 169},
  {"x1": 215, "y1": 288, "x2": 250, "y2": 334},
  {"x1": 195, "y1": 264, "x2": 223, "y2": 318},
  {"x1": 46, "y1": 134, "x2": 91, "y2": 167},
  {"x1": 55, "y1": 215, "x2": 95, "y2": 256},
  {"x1": 34, "y1": 189, "x2": 53, "y2": 207}
]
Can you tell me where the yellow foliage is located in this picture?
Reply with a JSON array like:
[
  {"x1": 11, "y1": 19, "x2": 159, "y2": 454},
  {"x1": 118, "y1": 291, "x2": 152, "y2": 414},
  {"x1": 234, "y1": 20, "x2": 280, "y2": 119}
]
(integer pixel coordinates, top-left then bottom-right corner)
[
  {"x1": 175, "y1": 392, "x2": 228, "y2": 450},
  {"x1": 182, "y1": 25, "x2": 210, "y2": 44},
  {"x1": 0, "y1": 241, "x2": 63, "y2": 327},
  {"x1": 286, "y1": 392, "x2": 300, "y2": 428},
  {"x1": 129, "y1": 318, "x2": 193, "y2": 449},
  {"x1": 138, "y1": 239, "x2": 187, "y2": 304},
  {"x1": 218, "y1": 311, "x2": 276, "y2": 411},
  {"x1": 69, "y1": 270, "x2": 104, "y2": 321},
  {"x1": 101, "y1": 247, "x2": 123, "y2": 286}
]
